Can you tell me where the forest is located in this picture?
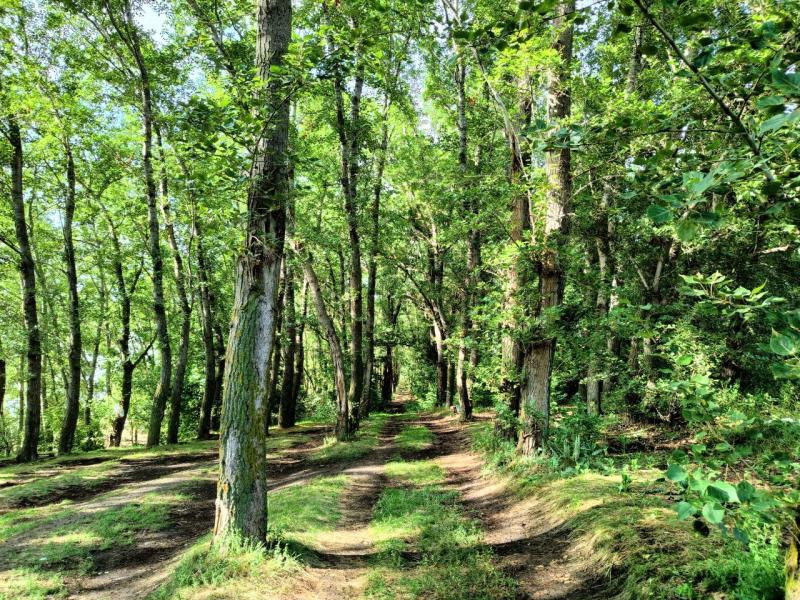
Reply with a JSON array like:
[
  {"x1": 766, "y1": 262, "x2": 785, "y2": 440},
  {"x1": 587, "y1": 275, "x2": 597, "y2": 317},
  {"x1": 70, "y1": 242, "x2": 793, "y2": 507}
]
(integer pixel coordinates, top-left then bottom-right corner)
[{"x1": 0, "y1": 0, "x2": 799, "y2": 598}]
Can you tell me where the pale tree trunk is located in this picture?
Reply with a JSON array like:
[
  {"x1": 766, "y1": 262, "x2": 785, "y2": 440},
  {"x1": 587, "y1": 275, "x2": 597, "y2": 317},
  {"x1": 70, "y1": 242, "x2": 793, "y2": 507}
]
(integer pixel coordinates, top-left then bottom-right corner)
[
  {"x1": 299, "y1": 251, "x2": 349, "y2": 440},
  {"x1": 156, "y1": 127, "x2": 191, "y2": 445},
  {"x1": 59, "y1": 142, "x2": 82, "y2": 454},
  {"x1": 787, "y1": 512, "x2": 800, "y2": 600},
  {"x1": 519, "y1": 0, "x2": 574, "y2": 455},
  {"x1": 84, "y1": 274, "x2": 105, "y2": 426},
  {"x1": 291, "y1": 280, "x2": 308, "y2": 409},
  {"x1": 213, "y1": 0, "x2": 291, "y2": 543},
  {"x1": 7, "y1": 117, "x2": 42, "y2": 463}
]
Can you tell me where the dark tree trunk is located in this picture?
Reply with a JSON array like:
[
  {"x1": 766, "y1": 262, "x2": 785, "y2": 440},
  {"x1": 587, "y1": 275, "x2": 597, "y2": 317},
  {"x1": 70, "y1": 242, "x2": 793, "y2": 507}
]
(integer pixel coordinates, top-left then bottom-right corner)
[
  {"x1": 157, "y1": 128, "x2": 191, "y2": 445},
  {"x1": 291, "y1": 280, "x2": 308, "y2": 409},
  {"x1": 8, "y1": 117, "x2": 42, "y2": 463},
  {"x1": 266, "y1": 264, "x2": 286, "y2": 433},
  {"x1": 213, "y1": 0, "x2": 291, "y2": 543},
  {"x1": 195, "y1": 211, "x2": 217, "y2": 440},
  {"x1": 106, "y1": 1, "x2": 173, "y2": 448},
  {"x1": 520, "y1": 0, "x2": 574, "y2": 455},
  {"x1": 59, "y1": 144, "x2": 82, "y2": 454},
  {"x1": 279, "y1": 260, "x2": 297, "y2": 428}
]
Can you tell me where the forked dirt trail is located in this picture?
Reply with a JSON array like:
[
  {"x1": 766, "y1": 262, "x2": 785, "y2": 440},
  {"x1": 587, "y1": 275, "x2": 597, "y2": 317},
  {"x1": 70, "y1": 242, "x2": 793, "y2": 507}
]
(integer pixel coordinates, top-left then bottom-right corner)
[
  {"x1": 285, "y1": 400, "x2": 605, "y2": 600},
  {"x1": 46, "y1": 397, "x2": 603, "y2": 599}
]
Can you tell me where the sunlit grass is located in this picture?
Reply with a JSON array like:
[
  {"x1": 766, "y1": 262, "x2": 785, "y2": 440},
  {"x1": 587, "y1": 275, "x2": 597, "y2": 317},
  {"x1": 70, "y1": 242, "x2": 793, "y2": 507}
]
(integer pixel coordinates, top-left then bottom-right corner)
[
  {"x1": 309, "y1": 413, "x2": 389, "y2": 464},
  {"x1": 394, "y1": 425, "x2": 433, "y2": 451},
  {"x1": 367, "y1": 458, "x2": 515, "y2": 600}
]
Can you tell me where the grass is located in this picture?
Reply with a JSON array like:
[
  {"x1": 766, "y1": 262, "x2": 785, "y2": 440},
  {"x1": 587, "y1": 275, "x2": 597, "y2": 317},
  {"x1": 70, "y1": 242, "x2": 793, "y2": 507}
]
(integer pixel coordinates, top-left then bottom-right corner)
[
  {"x1": 395, "y1": 425, "x2": 433, "y2": 451},
  {"x1": 469, "y1": 420, "x2": 786, "y2": 600},
  {"x1": 366, "y1": 458, "x2": 516, "y2": 600},
  {"x1": 147, "y1": 534, "x2": 300, "y2": 600},
  {"x1": 151, "y1": 474, "x2": 349, "y2": 599},
  {"x1": 309, "y1": 413, "x2": 390, "y2": 464},
  {"x1": 0, "y1": 439, "x2": 218, "y2": 510},
  {"x1": 269, "y1": 475, "x2": 348, "y2": 545}
]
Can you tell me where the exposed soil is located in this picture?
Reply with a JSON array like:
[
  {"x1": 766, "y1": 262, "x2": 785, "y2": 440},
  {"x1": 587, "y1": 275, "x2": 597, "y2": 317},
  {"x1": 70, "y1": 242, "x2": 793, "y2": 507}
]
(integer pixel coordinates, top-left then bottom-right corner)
[
  {"x1": 3, "y1": 452, "x2": 218, "y2": 511},
  {"x1": 3, "y1": 402, "x2": 609, "y2": 599}
]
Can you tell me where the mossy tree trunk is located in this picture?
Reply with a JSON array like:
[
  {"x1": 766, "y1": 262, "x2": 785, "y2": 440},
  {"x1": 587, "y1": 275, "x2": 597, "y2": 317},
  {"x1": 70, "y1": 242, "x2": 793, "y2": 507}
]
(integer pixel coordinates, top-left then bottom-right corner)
[
  {"x1": 519, "y1": 0, "x2": 574, "y2": 456},
  {"x1": 213, "y1": 0, "x2": 291, "y2": 543}
]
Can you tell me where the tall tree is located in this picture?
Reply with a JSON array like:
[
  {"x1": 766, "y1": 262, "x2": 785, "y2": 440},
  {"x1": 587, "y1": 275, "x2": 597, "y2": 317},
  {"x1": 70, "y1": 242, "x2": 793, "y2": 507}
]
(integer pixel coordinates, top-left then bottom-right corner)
[
  {"x1": 519, "y1": 0, "x2": 575, "y2": 455},
  {"x1": 5, "y1": 115, "x2": 42, "y2": 463},
  {"x1": 213, "y1": 0, "x2": 292, "y2": 542}
]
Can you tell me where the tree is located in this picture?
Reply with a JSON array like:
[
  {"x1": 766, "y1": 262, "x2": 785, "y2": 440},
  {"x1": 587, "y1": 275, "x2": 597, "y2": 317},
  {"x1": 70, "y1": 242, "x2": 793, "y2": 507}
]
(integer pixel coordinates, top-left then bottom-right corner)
[{"x1": 213, "y1": 0, "x2": 292, "y2": 542}]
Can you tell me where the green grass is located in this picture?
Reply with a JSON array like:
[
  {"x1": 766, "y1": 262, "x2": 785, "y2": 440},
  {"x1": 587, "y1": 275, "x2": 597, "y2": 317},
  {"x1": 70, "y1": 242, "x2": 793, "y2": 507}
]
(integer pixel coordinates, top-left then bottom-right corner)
[
  {"x1": 469, "y1": 420, "x2": 785, "y2": 600},
  {"x1": 366, "y1": 458, "x2": 515, "y2": 600},
  {"x1": 309, "y1": 413, "x2": 389, "y2": 464},
  {"x1": 151, "y1": 474, "x2": 348, "y2": 599},
  {"x1": 269, "y1": 475, "x2": 348, "y2": 544},
  {"x1": 0, "y1": 440, "x2": 218, "y2": 510},
  {"x1": 147, "y1": 534, "x2": 299, "y2": 600},
  {"x1": 395, "y1": 425, "x2": 433, "y2": 451}
]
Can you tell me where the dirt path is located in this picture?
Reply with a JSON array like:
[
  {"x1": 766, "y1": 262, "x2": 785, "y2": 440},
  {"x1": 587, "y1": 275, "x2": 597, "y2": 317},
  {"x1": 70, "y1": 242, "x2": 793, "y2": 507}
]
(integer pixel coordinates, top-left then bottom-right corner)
[
  {"x1": 14, "y1": 403, "x2": 605, "y2": 600},
  {"x1": 55, "y1": 426, "x2": 330, "y2": 600},
  {"x1": 423, "y1": 413, "x2": 604, "y2": 600}
]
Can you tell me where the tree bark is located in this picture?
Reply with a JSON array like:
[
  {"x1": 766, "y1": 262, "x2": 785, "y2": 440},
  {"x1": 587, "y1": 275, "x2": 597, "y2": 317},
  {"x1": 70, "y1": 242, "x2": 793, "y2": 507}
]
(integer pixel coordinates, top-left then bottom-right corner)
[
  {"x1": 195, "y1": 208, "x2": 217, "y2": 440},
  {"x1": 213, "y1": 0, "x2": 291, "y2": 543},
  {"x1": 105, "y1": 1, "x2": 173, "y2": 448},
  {"x1": 59, "y1": 142, "x2": 82, "y2": 454},
  {"x1": 279, "y1": 260, "x2": 297, "y2": 428},
  {"x1": 299, "y1": 250, "x2": 350, "y2": 439},
  {"x1": 519, "y1": 0, "x2": 574, "y2": 455},
  {"x1": 157, "y1": 127, "x2": 191, "y2": 444},
  {"x1": 7, "y1": 117, "x2": 42, "y2": 463}
]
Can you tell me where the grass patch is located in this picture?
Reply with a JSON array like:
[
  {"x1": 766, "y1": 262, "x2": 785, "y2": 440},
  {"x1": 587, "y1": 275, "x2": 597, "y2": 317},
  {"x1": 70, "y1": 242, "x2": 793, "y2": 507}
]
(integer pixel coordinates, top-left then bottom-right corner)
[
  {"x1": 309, "y1": 413, "x2": 389, "y2": 464},
  {"x1": 2, "y1": 491, "x2": 183, "y2": 575},
  {"x1": 469, "y1": 420, "x2": 785, "y2": 600},
  {"x1": 151, "y1": 473, "x2": 347, "y2": 599},
  {"x1": 395, "y1": 425, "x2": 433, "y2": 452},
  {"x1": 0, "y1": 440, "x2": 218, "y2": 510},
  {"x1": 366, "y1": 458, "x2": 515, "y2": 600},
  {"x1": 266, "y1": 433, "x2": 310, "y2": 451},
  {"x1": 0, "y1": 568, "x2": 68, "y2": 600},
  {"x1": 148, "y1": 534, "x2": 299, "y2": 600},
  {"x1": 269, "y1": 475, "x2": 348, "y2": 544}
]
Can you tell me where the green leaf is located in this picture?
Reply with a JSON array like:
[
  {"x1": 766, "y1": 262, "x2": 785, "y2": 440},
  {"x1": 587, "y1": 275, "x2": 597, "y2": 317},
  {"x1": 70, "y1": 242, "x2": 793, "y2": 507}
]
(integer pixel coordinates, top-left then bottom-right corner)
[
  {"x1": 758, "y1": 109, "x2": 800, "y2": 135},
  {"x1": 666, "y1": 464, "x2": 688, "y2": 483},
  {"x1": 702, "y1": 501, "x2": 725, "y2": 525},
  {"x1": 707, "y1": 481, "x2": 740, "y2": 504},
  {"x1": 736, "y1": 481, "x2": 756, "y2": 502},
  {"x1": 676, "y1": 354, "x2": 693, "y2": 366},
  {"x1": 770, "y1": 330, "x2": 797, "y2": 356},
  {"x1": 647, "y1": 203, "x2": 673, "y2": 224},
  {"x1": 676, "y1": 501, "x2": 697, "y2": 520},
  {"x1": 756, "y1": 95, "x2": 785, "y2": 109},
  {"x1": 676, "y1": 219, "x2": 699, "y2": 242},
  {"x1": 733, "y1": 526, "x2": 750, "y2": 545}
]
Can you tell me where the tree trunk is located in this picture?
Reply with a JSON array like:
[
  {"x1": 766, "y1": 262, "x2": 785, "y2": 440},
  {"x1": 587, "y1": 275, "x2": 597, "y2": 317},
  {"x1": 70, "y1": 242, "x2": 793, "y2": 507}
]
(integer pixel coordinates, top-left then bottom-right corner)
[
  {"x1": 195, "y1": 212, "x2": 217, "y2": 440},
  {"x1": 85, "y1": 313, "x2": 103, "y2": 425},
  {"x1": 157, "y1": 127, "x2": 191, "y2": 445},
  {"x1": 213, "y1": 0, "x2": 291, "y2": 543},
  {"x1": 108, "y1": 1, "x2": 172, "y2": 448},
  {"x1": 59, "y1": 144, "x2": 82, "y2": 454},
  {"x1": 519, "y1": 0, "x2": 574, "y2": 455},
  {"x1": 266, "y1": 264, "x2": 286, "y2": 433},
  {"x1": 300, "y1": 252, "x2": 350, "y2": 440},
  {"x1": 279, "y1": 260, "x2": 297, "y2": 428},
  {"x1": 291, "y1": 280, "x2": 308, "y2": 409},
  {"x1": 788, "y1": 511, "x2": 800, "y2": 600},
  {"x1": 8, "y1": 117, "x2": 42, "y2": 463}
]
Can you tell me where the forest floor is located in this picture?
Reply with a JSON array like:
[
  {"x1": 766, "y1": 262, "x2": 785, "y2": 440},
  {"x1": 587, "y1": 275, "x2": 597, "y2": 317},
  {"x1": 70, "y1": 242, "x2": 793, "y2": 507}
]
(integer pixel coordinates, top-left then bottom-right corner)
[{"x1": 0, "y1": 397, "x2": 609, "y2": 600}]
